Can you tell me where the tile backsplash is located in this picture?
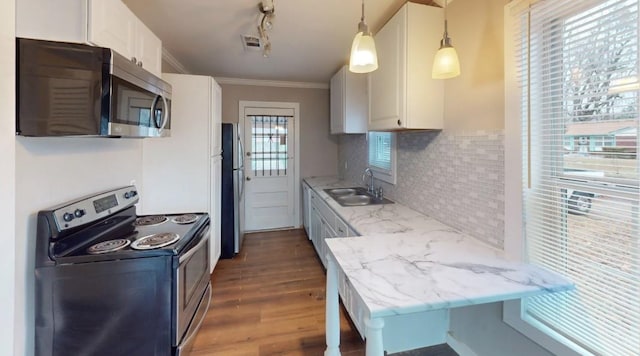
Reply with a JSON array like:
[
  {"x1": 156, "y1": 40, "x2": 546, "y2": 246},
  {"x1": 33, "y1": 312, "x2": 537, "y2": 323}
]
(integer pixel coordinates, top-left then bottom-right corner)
[{"x1": 338, "y1": 130, "x2": 505, "y2": 248}]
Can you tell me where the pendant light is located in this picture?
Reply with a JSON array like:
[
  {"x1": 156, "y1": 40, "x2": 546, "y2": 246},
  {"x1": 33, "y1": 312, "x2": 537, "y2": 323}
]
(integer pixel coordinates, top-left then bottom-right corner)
[
  {"x1": 432, "y1": 0, "x2": 460, "y2": 79},
  {"x1": 349, "y1": 0, "x2": 378, "y2": 73}
]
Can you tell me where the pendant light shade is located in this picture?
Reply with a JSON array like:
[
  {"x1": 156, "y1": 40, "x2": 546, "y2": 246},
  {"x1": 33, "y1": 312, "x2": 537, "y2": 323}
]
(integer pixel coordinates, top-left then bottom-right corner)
[
  {"x1": 349, "y1": 32, "x2": 378, "y2": 73},
  {"x1": 432, "y1": 1, "x2": 460, "y2": 79},
  {"x1": 349, "y1": 0, "x2": 378, "y2": 73},
  {"x1": 432, "y1": 41, "x2": 460, "y2": 79}
]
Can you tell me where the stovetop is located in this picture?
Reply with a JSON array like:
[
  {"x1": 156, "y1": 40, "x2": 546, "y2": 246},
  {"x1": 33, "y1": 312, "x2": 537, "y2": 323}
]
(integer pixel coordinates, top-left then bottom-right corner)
[
  {"x1": 50, "y1": 212, "x2": 209, "y2": 264},
  {"x1": 35, "y1": 186, "x2": 212, "y2": 267}
]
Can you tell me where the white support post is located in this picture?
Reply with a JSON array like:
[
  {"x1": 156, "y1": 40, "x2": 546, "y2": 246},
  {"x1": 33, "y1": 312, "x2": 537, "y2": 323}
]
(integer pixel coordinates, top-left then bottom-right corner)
[
  {"x1": 365, "y1": 318, "x2": 385, "y2": 356},
  {"x1": 325, "y1": 254, "x2": 341, "y2": 356}
]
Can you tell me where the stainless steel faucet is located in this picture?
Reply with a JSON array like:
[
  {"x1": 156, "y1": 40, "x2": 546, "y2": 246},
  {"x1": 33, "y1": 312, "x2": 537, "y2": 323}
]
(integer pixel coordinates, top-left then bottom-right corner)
[{"x1": 363, "y1": 167, "x2": 375, "y2": 194}]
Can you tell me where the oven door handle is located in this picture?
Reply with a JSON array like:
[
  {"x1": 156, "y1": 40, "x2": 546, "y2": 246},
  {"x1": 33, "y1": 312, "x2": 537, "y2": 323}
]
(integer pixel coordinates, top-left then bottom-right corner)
[{"x1": 179, "y1": 226, "x2": 210, "y2": 263}]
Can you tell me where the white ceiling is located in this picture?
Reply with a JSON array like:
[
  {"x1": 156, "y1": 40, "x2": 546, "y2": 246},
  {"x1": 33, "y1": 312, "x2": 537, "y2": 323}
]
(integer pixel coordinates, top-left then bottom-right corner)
[{"x1": 122, "y1": 0, "x2": 440, "y2": 83}]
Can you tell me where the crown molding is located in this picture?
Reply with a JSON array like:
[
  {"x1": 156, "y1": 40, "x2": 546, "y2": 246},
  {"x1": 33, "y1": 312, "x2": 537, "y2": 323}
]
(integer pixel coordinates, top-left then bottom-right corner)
[
  {"x1": 214, "y1": 77, "x2": 329, "y2": 89},
  {"x1": 161, "y1": 48, "x2": 190, "y2": 74}
]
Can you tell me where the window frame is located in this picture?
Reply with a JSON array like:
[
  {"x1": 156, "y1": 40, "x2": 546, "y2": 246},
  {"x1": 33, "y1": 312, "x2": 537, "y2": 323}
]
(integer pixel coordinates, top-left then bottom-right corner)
[
  {"x1": 367, "y1": 131, "x2": 397, "y2": 185},
  {"x1": 503, "y1": 1, "x2": 639, "y2": 355}
]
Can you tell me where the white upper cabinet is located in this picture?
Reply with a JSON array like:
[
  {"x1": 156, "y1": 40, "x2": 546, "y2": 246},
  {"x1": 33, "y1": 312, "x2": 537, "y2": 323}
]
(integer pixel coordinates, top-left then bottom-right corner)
[
  {"x1": 16, "y1": 0, "x2": 88, "y2": 43},
  {"x1": 88, "y1": 0, "x2": 163, "y2": 77},
  {"x1": 87, "y1": 0, "x2": 135, "y2": 61},
  {"x1": 211, "y1": 80, "x2": 222, "y2": 156},
  {"x1": 330, "y1": 65, "x2": 367, "y2": 134},
  {"x1": 16, "y1": 0, "x2": 163, "y2": 77},
  {"x1": 369, "y1": 3, "x2": 444, "y2": 131},
  {"x1": 134, "y1": 20, "x2": 163, "y2": 77}
]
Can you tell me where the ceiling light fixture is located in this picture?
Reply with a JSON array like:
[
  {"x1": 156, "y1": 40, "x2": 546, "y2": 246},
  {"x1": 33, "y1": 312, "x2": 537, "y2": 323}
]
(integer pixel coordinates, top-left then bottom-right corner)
[
  {"x1": 432, "y1": 0, "x2": 460, "y2": 79},
  {"x1": 258, "y1": 0, "x2": 275, "y2": 57},
  {"x1": 349, "y1": 0, "x2": 378, "y2": 73}
]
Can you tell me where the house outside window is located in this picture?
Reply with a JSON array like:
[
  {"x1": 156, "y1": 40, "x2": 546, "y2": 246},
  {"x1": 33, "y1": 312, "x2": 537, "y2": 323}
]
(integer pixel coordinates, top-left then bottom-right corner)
[{"x1": 504, "y1": 0, "x2": 639, "y2": 355}]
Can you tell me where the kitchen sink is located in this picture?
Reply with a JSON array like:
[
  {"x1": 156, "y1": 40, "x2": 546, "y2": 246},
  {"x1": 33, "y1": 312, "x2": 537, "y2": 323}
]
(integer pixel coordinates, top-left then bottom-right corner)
[{"x1": 323, "y1": 187, "x2": 394, "y2": 207}]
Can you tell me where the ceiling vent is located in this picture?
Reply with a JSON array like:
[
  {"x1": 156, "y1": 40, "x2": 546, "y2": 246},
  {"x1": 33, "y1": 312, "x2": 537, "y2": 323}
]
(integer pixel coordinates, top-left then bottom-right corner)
[{"x1": 241, "y1": 35, "x2": 262, "y2": 51}]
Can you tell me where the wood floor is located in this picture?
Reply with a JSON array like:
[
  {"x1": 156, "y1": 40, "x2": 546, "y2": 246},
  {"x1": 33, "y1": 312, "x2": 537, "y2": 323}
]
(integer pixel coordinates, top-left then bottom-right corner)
[
  {"x1": 190, "y1": 229, "x2": 366, "y2": 355},
  {"x1": 190, "y1": 229, "x2": 459, "y2": 356}
]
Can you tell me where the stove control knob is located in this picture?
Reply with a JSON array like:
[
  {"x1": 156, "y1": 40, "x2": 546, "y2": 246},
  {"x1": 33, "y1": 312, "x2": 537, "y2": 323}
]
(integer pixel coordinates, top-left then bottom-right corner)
[
  {"x1": 63, "y1": 212, "x2": 74, "y2": 222},
  {"x1": 74, "y1": 209, "x2": 85, "y2": 218},
  {"x1": 124, "y1": 190, "x2": 138, "y2": 199}
]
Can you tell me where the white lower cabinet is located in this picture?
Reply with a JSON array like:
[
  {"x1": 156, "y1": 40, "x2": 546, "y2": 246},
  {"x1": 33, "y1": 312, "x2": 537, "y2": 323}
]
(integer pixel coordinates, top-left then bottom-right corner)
[
  {"x1": 302, "y1": 182, "x2": 311, "y2": 236},
  {"x1": 306, "y1": 187, "x2": 355, "y2": 269},
  {"x1": 303, "y1": 183, "x2": 449, "y2": 350}
]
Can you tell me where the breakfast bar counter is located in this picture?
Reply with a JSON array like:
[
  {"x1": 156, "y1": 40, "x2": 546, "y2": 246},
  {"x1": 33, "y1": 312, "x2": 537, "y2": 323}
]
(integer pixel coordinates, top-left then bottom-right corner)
[
  {"x1": 303, "y1": 177, "x2": 573, "y2": 356},
  {"x1": 323, "y1": 232, "x2": 573, "y2": 355}
]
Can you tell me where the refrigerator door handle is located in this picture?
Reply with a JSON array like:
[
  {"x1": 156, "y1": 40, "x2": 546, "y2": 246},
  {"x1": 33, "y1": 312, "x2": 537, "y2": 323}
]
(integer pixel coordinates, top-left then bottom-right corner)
[
  {"x1": 237, "y1": 134, "x2": 245, "y2": 169},
  {"x1": 239, "y1": 169, "x2": 245, "y2": 198}
]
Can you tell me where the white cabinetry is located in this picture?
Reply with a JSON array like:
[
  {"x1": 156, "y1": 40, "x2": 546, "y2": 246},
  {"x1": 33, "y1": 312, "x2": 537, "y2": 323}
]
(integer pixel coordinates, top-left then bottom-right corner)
[
  {"x1": 307, "y1": 187, "x2": 358, "y2": 268},
  {"x1": 141, "y1": 74, "x2": 222, "y2": 272},
  {"x1": 210, "y1": 156, "x2": 222, "y2": 272},
  {"x1": 88, "y1": 0, "x2": 162, "y2": 76},
  {"x1": 211, "y1": 81, "x2": 223, "y2": 155},
  {"x1": 330, "y1": 65, "x2": 367, "y2": 134},
  {"x1": 368, "y1": 3, "x2": 444, "y2": 131},
  {"x1": 302, "y1": 182, "x2": 311, "y2": 236},
  {"x1": 16, "y1": 0, "x2": 162, "y2": 77},
  {"x1": 133, "y1": 20, "x2": 163, "y2": 77}
]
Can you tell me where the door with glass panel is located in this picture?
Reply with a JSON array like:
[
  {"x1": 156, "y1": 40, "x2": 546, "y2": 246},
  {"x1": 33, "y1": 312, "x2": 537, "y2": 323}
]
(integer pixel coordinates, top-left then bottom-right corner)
[{"x1": 243, "y1": 108, "x2": 295, "y2": 231}]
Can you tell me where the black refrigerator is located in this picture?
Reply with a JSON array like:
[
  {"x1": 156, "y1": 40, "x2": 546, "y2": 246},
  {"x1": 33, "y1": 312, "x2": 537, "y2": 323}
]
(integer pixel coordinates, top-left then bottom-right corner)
[{"x1": 221, "y1": 123, "x2": 245, "y2": 258}]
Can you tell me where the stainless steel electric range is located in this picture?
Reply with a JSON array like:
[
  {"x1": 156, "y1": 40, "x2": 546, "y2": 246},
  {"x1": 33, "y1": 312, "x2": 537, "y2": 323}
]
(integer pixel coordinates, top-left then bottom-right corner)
[{"x1": 35, "y1": 186, "x2": 211, "y2": 356}]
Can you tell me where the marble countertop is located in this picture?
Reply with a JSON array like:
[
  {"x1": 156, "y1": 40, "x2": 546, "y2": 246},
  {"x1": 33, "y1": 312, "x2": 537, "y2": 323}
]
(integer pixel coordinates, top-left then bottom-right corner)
[
  {"x1": 304, "y1": 176, "x2": 573, "y2": 317},
  {"x1": 304, "y1": 176, "x2": 451, "y2": 236}
]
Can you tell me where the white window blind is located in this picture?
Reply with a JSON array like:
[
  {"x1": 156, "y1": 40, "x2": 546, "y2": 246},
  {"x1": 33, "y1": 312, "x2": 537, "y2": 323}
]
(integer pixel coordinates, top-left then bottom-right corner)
[
  {"x1": 368, "y1": 132, "x2": 392, "y2": 171},
  {"x1": 367, "y1": 131, "x2": 396, "y2": 185},
  {"x1": 512, "y1": 0, "x2": 640, "y2": 354}
]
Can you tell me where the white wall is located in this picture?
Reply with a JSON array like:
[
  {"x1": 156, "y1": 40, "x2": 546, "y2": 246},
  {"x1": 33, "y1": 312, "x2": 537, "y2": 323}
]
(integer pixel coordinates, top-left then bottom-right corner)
[
  {"x1": 14, "y1": 138, "x2": 143, "y2": 356},
  {"x1": 1, "y1": 0, "x2": 16, "y2": 354},
  {"x1": 219, "y1": 84, "x2": 338, "y2": 180},
  {"x1": 445, "y1": 1, "x2": 554, "y2": 355}
]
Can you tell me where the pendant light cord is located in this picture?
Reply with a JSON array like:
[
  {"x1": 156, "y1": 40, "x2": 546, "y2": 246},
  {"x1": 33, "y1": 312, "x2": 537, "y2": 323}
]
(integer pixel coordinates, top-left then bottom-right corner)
[
  {"x1": 443, "y1": 0, "x2": 448, "y2": 38},
  {"x1": 361, "y1": 0, "x2": 365, "y2": 22}
]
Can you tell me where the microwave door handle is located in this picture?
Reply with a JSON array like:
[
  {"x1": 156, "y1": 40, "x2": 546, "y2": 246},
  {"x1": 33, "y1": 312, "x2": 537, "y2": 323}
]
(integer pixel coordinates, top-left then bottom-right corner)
[
  {"x1": 151, "y1": 95, "x2": 161, "y2": 128},
  {"x1": 159, "y1": 95, "x2": 169, "y2": 131}
]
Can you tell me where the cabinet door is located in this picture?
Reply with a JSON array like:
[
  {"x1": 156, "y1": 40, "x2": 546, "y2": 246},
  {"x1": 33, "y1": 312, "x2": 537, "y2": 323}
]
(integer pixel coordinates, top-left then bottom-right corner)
[
  {"x1": 210, "y1": 80, "x2": 222, "y2": 155},
  {"x1": 135, "y1": 19, "x2": 162, "y2": 77},
  {"x1": 88, "y1": 0, "x2": 135, "y2": 60},
  {"x1": 330, "y1": 68, "x2": 345, "y2": 134},
  {"x1": 319, "y1": 217, "x2": 337, "y2": 268},
  {"x1": 302, "y1": 183, "x2": 310, "y2": 236},
  {"x1": 369, "y1": 5, "x2": 407, "y2": 130},
  {"x1": 209, "y1": 156, "x2": 222, "y2": 273},
  {"x1": 310, "y1": 204, "x2": 322, "y2": 255}
]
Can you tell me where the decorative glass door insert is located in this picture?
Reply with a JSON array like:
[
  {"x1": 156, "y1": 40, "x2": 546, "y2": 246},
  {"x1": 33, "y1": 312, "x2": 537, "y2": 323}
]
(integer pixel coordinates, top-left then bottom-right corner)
[{"x1": 248, "y1": 115, "x2": 291, "y2": 177}]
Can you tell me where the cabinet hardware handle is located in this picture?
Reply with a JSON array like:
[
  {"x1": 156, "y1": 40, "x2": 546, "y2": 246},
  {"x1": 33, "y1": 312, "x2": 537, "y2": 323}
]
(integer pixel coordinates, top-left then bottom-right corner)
[
  {"x1": 397, "y1": 119, "x2": 402, "y2": 126},
  {"x1": 246, "y1": 177, "x2": 251, "y2": 181}
]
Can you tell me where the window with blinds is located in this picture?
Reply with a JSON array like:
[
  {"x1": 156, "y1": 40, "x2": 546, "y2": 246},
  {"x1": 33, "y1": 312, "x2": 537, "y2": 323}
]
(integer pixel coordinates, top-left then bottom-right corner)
[
  {"x1": 368, "y1": 132, "x2": 396, "y2": 184},
  {"x1": 512, "y1": 0, "x2": 639, "y2": 354}
]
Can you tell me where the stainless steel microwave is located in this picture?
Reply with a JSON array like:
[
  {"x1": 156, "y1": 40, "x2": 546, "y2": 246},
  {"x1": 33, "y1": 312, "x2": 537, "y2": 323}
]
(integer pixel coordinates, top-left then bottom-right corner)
[{"x1": 16, "y1": 38, "x2": 171, "y2": 138}]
